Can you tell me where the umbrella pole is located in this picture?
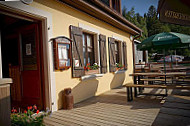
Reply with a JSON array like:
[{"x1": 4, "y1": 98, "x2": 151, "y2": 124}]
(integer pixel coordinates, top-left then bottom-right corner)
[
  {"x1": 171, "y1": 53, "x2": 173, "y2": 68},
  {"x1": 175, "y1": 50, "x2": 177, "y2": 66},
  {"x1": 163, "y1": 49, "x2": 166, "y2": 74},
  {"x1": 163, "y1": 49, "x2": 168, "y2": 95}
]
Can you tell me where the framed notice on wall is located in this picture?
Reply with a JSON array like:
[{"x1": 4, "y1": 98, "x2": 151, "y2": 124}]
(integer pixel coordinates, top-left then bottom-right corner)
[
  {"x1": 21, "y1": 29, "x2": 37, "y2": 71},
  {"x1": 52, "y1": 36, "x2": 71, "y2": 70}
]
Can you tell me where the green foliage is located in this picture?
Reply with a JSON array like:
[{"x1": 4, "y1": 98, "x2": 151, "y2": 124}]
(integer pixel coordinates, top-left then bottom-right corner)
[
  {"x1": 91, "y1": 63, "x2": 99, "y2": 70},
  {"x1": 122, "y1": 5, "x2": 190, "y2": 41},
  {"x1": 84, "y1": 63, "x2": 99, "y2": 71},
  {"x1": 122, "y1": 6, "x2": 148, "y2": 41},
  {"x1": 116, "y1": 63, "x2": 123, "y2": 68},
  {"x1": 11, "y1": 106, "x2": 51, "y2": 126}
]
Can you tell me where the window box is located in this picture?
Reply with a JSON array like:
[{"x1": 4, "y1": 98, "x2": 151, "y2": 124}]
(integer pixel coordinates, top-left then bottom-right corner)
[
  {"x1": 85, "y1": 69, "x2": 99, "y2": 75},
  {"x1": 116, "y1": 67, "x2": 124, "y2": 71}
]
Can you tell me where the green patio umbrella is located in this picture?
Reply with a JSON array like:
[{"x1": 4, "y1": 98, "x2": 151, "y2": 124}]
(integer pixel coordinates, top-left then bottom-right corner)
[
  {"x1": 137, "y1": 32, "x2": 190, "y2": 51},
  {"x1": 137, "y1": 32, "x2": 190, "y2": 85}
]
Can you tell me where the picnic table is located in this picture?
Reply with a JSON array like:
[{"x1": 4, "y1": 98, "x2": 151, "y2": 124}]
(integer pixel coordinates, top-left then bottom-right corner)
[
  {"x1": 129, "y1": 72, "x2": 189, "y2": 77},
  {"x1": 124, "y1": 72, "x2": 190, "y2": 101},
  {"x1": 160, "y1": 67, "x2": 190, "y2": 72}
]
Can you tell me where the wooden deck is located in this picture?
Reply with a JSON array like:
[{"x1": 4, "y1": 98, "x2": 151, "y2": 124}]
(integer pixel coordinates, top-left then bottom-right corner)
[
  {"x1": 152, "y1": 90, "x2": 190, "y2": 126},
  {"x1": 44, "y1": 87, "x2": 168, "y2": 126}
]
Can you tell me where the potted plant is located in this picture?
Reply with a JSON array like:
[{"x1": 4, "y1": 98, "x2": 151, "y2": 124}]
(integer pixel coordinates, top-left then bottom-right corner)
[
  {"x1": 11, "y1": 105, "x2": 51, "y2": 126},
  {"x1": 116, "y1": 63, "x2": 124, "y2": 70},
  {"x1": 84, "y1": 63, "x2": 99, "y2": 75}
]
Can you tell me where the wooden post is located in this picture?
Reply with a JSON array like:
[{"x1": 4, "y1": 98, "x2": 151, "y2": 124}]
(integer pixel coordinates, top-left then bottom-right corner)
[{"x1": 0, "y1": 79, "x2": 12, "y2": 126}]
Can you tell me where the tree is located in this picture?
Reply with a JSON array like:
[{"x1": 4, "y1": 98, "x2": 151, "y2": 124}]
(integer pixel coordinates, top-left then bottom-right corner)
[
  {"x1": 122, "y1": 5, "x2": 189, "y2": 41},
  {"x1": 122, "y1": 6, "x2": 148, "y2": 41}
]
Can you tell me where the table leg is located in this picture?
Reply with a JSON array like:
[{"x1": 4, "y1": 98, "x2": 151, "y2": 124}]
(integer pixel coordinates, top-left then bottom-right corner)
[
  {"x1": 130, "y1": 87, "x2": 133, "y2": 101},
  {"x1": 126, "y1": 87, "x2": 133, "y2": 101},
  {"x1": 134, "y1": 76, "x2": 137, "y2": 97},
  {"x1": 138, "y1": 75, "x2": 143, "y2": 93},
  {"x1": 165, "y1": 75, "x2": 168, "y2": 96}
]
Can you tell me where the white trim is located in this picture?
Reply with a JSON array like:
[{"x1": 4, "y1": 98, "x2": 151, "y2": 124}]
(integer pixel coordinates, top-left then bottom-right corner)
[
  {"x1": 115, "y1": 70, "x2": 126, "y2": 74},
  {"x1": 81, "y1": 74, "x2": 104, "y2": 81},
  {"x1": 78, "y1": 23, "x2": 100, "y2": 34},
  {"x1": 134, "y1": 39, "x2": 141, "y2": 43},
  {"x1": 112, "y1": 35, "x2": 123, "y2": 41},
  {"x1": 0, "y1": 2, "x2": 57, "y2": 111}
]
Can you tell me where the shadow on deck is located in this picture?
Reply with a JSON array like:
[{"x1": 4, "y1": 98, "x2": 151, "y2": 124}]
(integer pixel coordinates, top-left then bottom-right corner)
[{"x1": 44, "y1": 87, "x2": 167, "y2": 126}]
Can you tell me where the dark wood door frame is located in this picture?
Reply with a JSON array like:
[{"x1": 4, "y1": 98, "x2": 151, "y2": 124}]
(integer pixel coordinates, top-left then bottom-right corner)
[{"x1": 0, "y1": 5, "x2": 51, "y2": 110}]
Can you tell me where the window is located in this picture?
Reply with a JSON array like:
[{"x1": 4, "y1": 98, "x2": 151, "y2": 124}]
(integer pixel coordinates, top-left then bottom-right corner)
[
  {"x1": 82, "y1": 33, "x2": 94, "y2": 66},
  {"x1": 100, "y1": 0, "x2": 121, "y2": 13},
  {"x1": 112, "y1": 0, "x2": 121, "y2": 13},
  {"x1": 109, "y1": 37, "x2": 126, "y2": 72},
  {"x1": 100, "y1": 0, "x2": 109, "y2": 6},
  {"x1": 115, "y1": 41, "x2": 120, "y2": 64},
  {"x1": 70, "y1": 25, "x2": 100, "y2": 77}
]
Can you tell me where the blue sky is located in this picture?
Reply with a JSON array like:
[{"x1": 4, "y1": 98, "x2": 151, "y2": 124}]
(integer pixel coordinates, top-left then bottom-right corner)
[{"x1": 121, "y1": 0, "x2": 159, "y2": 16}]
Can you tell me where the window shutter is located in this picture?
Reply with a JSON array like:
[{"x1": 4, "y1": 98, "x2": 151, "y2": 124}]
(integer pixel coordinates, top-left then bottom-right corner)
[
  {"x1": 99, "y1": 34, "x2": 107, "y2": 73},
  {"x1": 108, "y1": 37, "x2": 116, "y2": 72},
  {"x1": 70, "y1": 25, "x2": 85, "y2": 77},
  {"x1": 94, "y1": 36, "x2": 99, "y2": 65},
  {"x1": 122, "y1": 41, "x2": 128, "y2": 70}
]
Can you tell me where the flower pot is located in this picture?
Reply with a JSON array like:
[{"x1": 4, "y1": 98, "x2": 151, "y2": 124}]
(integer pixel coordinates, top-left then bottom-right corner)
[
  {"x1": 116, "y1": 67, "x2": 124, "y2": 71},
  {"x1": 85, "y1": 69, "x2": 99, "y2": 75}
]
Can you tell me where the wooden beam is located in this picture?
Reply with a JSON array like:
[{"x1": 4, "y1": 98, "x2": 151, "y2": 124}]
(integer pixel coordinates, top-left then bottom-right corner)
[{"x1": 59, "y1": 0, "x2": 142, "y2": 35}]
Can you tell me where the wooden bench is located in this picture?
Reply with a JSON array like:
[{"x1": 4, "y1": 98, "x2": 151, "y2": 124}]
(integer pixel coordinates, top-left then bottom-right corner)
[{"x1": 123, "y1": 84, "x2": 190, "y2": 101}]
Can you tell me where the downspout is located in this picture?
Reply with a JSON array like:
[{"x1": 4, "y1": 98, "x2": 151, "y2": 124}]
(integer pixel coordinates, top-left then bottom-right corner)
[{"x1": 132, "y1": 32, "x2": 142, "y2": 73}]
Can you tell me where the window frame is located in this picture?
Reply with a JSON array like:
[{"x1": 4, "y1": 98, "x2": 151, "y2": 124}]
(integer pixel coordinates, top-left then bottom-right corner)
[
  {"x1": 111, "y1": 0, "x2": 121, "y2": 13},
  {"x1": 115, "y1": 41, "x2": 120, "y2": 64},
  {"x1": 114, "y1": 40, "x2": 124, "y2": 70},
  {"x1": 53, "y1": 38, "x2": 72, "y2": 70},
  {"x1": 82, "y1": 32, "x2": 95, "y2": 66}
]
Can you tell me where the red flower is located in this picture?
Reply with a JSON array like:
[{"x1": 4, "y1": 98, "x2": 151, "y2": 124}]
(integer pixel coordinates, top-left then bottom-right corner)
[
  {"x1": 11, "y1": 109, "x2": 17, "y2": 113},
  {"x1": 84, "y1": 66, "x2": 86, "y2": 70},
  {"x1": 36, "y1": 110, "x2": 39, "y2": 114},
  {"x1": 33, "y1": 105, "x2": 37, "y2": 110},
  {"x1": 27, "y1": 106, "x2": 30, "y2": 110},
  {"x1": 24, "y1": 110, "x2": 27, "y2": 114},
  {"x1": 29, "y1": 106, "x2": 32, "y2": 110}
]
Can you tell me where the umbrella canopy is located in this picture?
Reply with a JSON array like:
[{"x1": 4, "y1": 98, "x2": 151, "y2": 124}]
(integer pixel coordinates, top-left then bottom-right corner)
[{"x1": 137, "y1": 32, "x2": 190, "y2": 50}]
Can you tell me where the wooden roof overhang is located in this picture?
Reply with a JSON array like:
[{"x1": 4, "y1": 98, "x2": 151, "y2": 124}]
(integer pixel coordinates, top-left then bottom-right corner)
[{"x1": 58, "y1": 0, "x2": 142, "y2": 36}]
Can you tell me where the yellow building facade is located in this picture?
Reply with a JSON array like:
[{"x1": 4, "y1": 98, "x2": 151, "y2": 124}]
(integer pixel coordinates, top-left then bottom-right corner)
[{"x1": 0, "y1": 0, "x2": 141, "y2": 111}]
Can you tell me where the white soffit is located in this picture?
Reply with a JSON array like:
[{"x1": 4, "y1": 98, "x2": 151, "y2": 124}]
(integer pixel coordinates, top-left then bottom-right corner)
[
  {"x1": 112, "y1": 35, "x2": 123, "y2": 41},
  {"x1": 78, "y1": 23, "x2": 100, "y2": 34}
]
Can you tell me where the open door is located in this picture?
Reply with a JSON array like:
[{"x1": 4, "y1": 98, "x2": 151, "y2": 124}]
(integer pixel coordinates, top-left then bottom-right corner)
[
  {"x1": 2, "y1": 23, "x2": 43, "y2": 109},
  {"x1": 19, "y1": 24, "x2": 43, "y2": 108}
]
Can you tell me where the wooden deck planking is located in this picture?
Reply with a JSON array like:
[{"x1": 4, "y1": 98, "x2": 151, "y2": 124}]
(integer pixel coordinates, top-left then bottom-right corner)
[
  {"x1": 162, "y1": 102, "x2": 190, "y2": 110},
  {"x1": 152, "y1": 90, "x2": 190, "y2": 126},
  {"x1": 152, "y1": 113, "x2": 190, "y2": 126},
  {"x1": 160, "y1": 107, "x2": 190, "y2": 118},
  {"x1": 54, "y1": 107, "x2": 154, "y2": 126},
  {"x1": 55, "y1": 106, "x2": 154, "y2": 125},
  {"x1": 44, "y1": 87, "x2": 163, "y2": 126}
]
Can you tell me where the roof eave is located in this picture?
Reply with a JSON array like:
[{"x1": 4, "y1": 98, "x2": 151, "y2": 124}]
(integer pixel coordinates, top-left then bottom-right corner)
[{"x1": 59, "y1": 0, "x2": 142, "y2": 35}]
